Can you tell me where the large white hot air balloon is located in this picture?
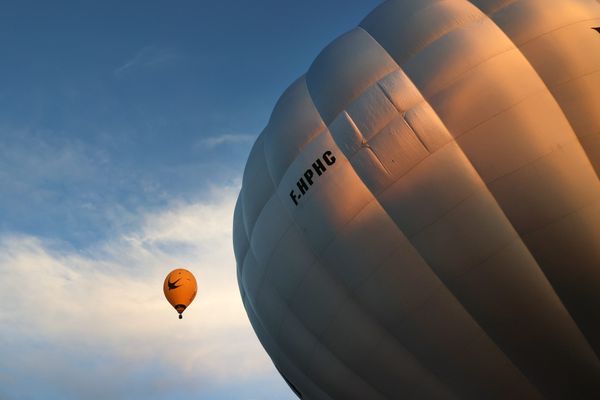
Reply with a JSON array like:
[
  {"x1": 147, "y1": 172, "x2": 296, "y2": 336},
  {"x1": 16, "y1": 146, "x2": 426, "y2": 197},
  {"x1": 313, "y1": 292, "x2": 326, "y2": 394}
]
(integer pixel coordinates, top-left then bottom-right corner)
[{"x1": 233, "y1": 0, "x2": 600, "y2": 398}]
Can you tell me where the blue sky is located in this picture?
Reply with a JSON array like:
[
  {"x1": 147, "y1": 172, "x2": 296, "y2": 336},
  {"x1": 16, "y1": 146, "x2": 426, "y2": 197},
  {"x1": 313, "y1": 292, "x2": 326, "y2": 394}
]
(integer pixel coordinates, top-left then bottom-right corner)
[{"x1": 0, "y1": 1, "x2": 380, "y2": 399}]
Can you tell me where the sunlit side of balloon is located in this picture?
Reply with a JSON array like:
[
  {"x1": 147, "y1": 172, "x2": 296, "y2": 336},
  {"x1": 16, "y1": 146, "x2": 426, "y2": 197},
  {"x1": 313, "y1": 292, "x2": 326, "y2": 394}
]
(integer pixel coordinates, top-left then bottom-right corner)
[{"x1": 234, "y1": 0, "x2": 600, "y2": 399}]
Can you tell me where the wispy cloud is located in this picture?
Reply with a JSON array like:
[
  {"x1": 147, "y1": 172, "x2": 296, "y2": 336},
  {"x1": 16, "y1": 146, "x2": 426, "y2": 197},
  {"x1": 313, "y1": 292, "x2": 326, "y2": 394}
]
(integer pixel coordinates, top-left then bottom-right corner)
[
  {"x1": 195, "y1": 133, "x2": 256, "y2": 149},
  {"x1": 0, "y1": 186, "x2": 294, "y2": 400},
  {"x1": 0, "y1": 128, "x2": 105, "y2": 185},
  {"x1": 0, "y1": 128, "x2": 145, "y2": 245},
  {"x1": 114, "y1": 46, "x2": 180, "y2": 77}
]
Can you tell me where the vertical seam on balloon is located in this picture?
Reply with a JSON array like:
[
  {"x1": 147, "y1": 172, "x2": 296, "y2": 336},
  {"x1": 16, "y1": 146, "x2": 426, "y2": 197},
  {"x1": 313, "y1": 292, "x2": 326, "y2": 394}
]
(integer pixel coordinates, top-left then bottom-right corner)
[
  {"x1": 258, "y1": 123, "x2": 328, "y2": 224},
  {"x1": 246, "y1": 220, "x2": 301, "y2": 309},
  {"x1": 339, "y1": 130, "x2": 542, "y2": 398},
  {"x1": 278, "y1": 254, "x2": 457, "y2": 400},
  {"x1": 236, "y1": 8, "x2": 600, "y2": 396},
  {"x1": 245, "y1": 138, "x2": 277, "y2": 241},
  {"x1": 249, "y1": 79, "x2": 333, "y2": 242},
  {"x1": 261, "y1": 128, "x2": 278, "y2": 190},
  {"x1": 242, "y1": 297, "x2": 334, "y2": 400},
  {"x1": 470, "y1": 0, "x2": 600, "y2": 182},
  {"x1": 264, "y1": 125, "x2": 328, "y2": 188},
  {"x1": 466, "y1": 0, "x2": 600, "y2": 363},
  {"x1": 239, "y1": 103, "x2": 454, "y2": 397},
  {"x1": 403, "y1": 118, "x2": 430, "y2": 151},
  {"x1": 376, "y1": 81, "x2": 432, "y2": 153},
  {"x1": 245, "y1": 129, "x2": 377, "y2": 332},
  {"x1": 270, "y1": 266, "x2": 392, "y2": 399},
  {"x1": 332, "y1": 107, "x2": 434, "y2": 179},
  {"x1": 301, "y1": 33, "x2": 527, "y2": 400},
  {"x1": 233, "y1": 1, "x2": 600, "y2": 397},
  {"x1": 349, "y1": 25, "x2": 549, "y2": 399},
  {"x1": 276, "y1": 78, "x2": 466, "y2": 400},
  {"x1": 241, "y1": 140, "x2": 262, "y2": 239},
  {"x1": 243, "y1": 280, "x2": 319, "y2": 398},
  {"x1": 305, "y1": 51, "x2": 520, "y2": 282},
  {"x1": 387, "y1": 0, "x2": 600, "y2": 390},
  {"x1": 263, "y1": 77, "x2": 328, "y2": 187},
  {"x1": 245, "y1": 124, "x2": 371, "y2": 314},
  {"x1": 372, "y1": 0, "x2": 589, "y2": 339},
  {"x1": 304, "y1": 36, "x2": 477, "y2": 398},
  {"x1": 309, "y1": 113, "x2": 516, "y2": 399},
  {"x1": 343, "y1": 111, "x2": 393, "y2": 175},
  {"x1": 235, "y1": 192, "x2": 251, "y2": 284}
]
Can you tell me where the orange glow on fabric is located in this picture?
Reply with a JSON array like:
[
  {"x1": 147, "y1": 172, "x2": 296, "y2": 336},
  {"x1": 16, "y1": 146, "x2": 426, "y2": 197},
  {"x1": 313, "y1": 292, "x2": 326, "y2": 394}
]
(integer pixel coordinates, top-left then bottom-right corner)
[{"x1": 163, "y1": 268, "x2": 197, "y2": 319}]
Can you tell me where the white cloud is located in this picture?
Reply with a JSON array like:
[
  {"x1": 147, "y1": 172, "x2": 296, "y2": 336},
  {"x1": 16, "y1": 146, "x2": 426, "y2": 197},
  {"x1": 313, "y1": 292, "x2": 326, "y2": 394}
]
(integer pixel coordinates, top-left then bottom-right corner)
[
  {"x1": 114, "y1": 46, "x2": 180, "y2": 77},
  {"x1": 0, "y1": 129, "x2": 104, "y2": 187},
  {"x1": 196, "y1": 133, "x2": 256, "y2": 149},
  {"x1": 0, "y1": 185, "x2": 294, "y2": 400}
]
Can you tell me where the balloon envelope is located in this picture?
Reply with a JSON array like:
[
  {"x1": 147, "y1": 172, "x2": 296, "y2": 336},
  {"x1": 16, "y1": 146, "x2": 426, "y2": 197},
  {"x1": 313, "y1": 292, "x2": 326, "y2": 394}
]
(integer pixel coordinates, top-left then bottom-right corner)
[
  {"x1": 163, "y1": 268, "x2": 197, "y2": 318},
  {"x1": 234, "y1": 0, "x2": 600, "y2": 399}
]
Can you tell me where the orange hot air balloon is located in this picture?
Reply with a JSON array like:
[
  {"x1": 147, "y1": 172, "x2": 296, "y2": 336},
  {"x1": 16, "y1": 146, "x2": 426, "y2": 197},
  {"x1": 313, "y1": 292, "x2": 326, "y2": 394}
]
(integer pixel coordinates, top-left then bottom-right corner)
[{"x1": 163, "y1": 268, "x2": 197, "y2": 319}]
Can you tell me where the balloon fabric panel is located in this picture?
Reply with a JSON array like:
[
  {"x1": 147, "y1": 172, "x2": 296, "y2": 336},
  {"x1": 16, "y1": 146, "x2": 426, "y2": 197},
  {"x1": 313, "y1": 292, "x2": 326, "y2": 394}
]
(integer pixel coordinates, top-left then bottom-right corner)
[{"x1": 234, "y1": 0, "x2": 600, "y2": 398}]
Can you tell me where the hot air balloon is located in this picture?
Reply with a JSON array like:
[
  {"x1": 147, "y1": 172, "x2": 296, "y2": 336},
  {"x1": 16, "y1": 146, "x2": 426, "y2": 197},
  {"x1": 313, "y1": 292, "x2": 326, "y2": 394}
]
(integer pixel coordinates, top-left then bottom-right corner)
[
  {"x1": 234, "y1": 0, "x2": 600, "y2": 398},
  {"x1": 163, "y1": 268, "x2": 197, "y2": 319}
]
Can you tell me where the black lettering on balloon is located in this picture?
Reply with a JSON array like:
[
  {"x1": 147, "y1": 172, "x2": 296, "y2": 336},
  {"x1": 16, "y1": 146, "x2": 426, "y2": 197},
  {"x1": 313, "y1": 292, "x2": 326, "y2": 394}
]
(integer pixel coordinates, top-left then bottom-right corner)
[
  {"x1": 297, "y1": 178, "x2": 309, "y2": 195},
  {"x1": 290, "y1": 190, "x2": 299, "y2": 206},
  {"x1": 289, "y1": 150, "x2": 337, "y2": 206},
  {"x1": 304, "y1": 169, "x2": 315, "y2": 185},
  {"x1": 323, "y1": 150, "x2": 336, "y2": 166},
  {"x1": 312, "y1": 159, "x2": 326, "y2": 176}
]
